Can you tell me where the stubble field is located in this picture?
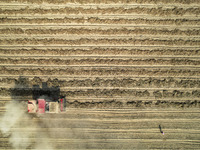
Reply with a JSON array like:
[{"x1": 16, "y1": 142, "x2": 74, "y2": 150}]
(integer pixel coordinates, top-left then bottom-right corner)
[{"x1": 0, "y1": 0, "x2": 200, "y2": 149}]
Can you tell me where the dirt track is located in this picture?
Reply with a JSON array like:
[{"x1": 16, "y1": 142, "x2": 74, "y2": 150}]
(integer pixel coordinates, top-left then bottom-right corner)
[{"x1": 0, "y1": 0, "x2": 200, "y2": 149}]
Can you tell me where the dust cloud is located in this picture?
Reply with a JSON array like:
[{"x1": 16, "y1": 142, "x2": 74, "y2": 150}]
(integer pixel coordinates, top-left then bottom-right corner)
[
  {"x1": 0, "y1": 101, "x2": 53, "y2": 149},
  {"x1": 0, "y1": 101, "x2": 96, "y2": 149}
]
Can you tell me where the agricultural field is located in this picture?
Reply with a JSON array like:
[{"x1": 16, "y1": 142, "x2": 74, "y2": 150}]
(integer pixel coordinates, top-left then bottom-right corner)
[{"x1": 0, "y1": 0, "x2": 200, "y2": 149}]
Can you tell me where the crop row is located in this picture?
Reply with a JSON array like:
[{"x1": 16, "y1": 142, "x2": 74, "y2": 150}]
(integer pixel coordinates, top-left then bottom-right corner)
[
  {"x1": 1, "y1": 7, "x2": 199, "y2": 16},
  {"x1": 0, "y1": 17, "x2": 199, "y2": 25},
  {"x1": 0, "y1": 0, "x2": 199, "y2": 4},
  {"x1": 0, "y1": 38, "x2": 199, "y2": 46},
  {"x1": 0, "y1": 67, "x2": 199, "y2": 76},
  {"x1": 1, "y1": 77, "x2": 200, "y2": 88},
  {"x1": 1, "y1": 28, "x2": 199, "y2": 36},
  {"x1": 1, "y1": 58, "x2": 200, "y2": 65},
  {"x1": 0, "y1": 48, "x2": 199, "y2": 56},
  {"x1": 1, "y1": 87, "x2": 200, "y2": 98},
  {"x1": 67, "y1": 100, "x2": 200, "y2": 108},
  {"x1": 0, "y1": 99, "x2": 199, "y2": 108}
]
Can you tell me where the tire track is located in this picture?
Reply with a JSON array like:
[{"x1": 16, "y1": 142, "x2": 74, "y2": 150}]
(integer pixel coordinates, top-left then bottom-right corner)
[
  {"x1": 1, "y1": 24, "x2": 199, "y2": 28},
  {"x1": 2, "y1": 56, "x2": 200, "y2": 58},
  {"x1": 1, "y1": 65, "x2": 200, "y2": 69}
]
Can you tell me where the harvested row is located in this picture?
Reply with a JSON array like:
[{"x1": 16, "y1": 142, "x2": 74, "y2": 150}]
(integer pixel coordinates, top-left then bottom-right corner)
[
  {"x1": 0, "y1": 108, "x2": 200, "y2": 119},
  {"x1": 1, "y1": 7, "x2": 200, "y2": 16},
  {"x1": 1, "y1": 67, "x2": 200, "y2": 76},
  {"x1": 0, "y1": 109, "x2": 199, "y2": 149},
  {"x1": 1, "y1": 0, "x2": 199, "y2": 4},
  {"x1": 1, "y1": 17, "x2": 199, "y2": 25},
  {"x1": 0, "y1": 108, "x2": 199, "y2": 150},
  {"x1": 1, "y1": 77, "x2": 200, "y2": 88},
  {"x1": 1, "y1": 28, "x2": 200, "y2": 36},
  {"x1": 0, "y1": 48, "x2": 199, "y2": 56},
  {"x1": 0, "y1": 38, "x2": 199, "y2": 46},
  {"x1": 1, "y1": 58, "x2": 200, "y2": 66}
]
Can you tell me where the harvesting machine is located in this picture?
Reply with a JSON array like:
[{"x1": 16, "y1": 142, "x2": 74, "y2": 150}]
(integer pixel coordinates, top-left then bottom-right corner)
[{"x1": 28, "y1": 82, "x2": 66, "y2": 113}]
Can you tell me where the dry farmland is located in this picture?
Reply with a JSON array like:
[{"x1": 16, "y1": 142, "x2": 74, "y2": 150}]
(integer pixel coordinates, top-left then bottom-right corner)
[{"x1": 0, "y1": 0, "x2": 200, "y2": 149}]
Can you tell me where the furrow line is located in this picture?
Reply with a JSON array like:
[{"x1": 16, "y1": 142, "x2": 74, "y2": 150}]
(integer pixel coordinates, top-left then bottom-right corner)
[
  {"x1": 0, "y1": 24, "x2": 199, "y2": 29},
  {"x1": 2, "y1": 86, "x2": 200, "y2": 90},
  {"x1": 1, "y1": 75, "x2": 200, "y2": 79},
  {"x1": 1, "y1": 65, "x2": 200, "y2": 69},
  {"x1": 1, "y1": 14, "x2": 200, "y2": 18},
  {"x1": 1, "y1": 97, "x2": 200, "y2": 101},
  {"x1": 0, "y1": 3, "x2": 199, "y2": 7},
  {"x1": 1, "y1": 55, "x2": 200, "y2": 59},
  {"x1": 1, "y1": 35, "x2": 199, "y2": 39},
  {"x1": 0, "y1": 45, "x2": 199, "y2": 48}
]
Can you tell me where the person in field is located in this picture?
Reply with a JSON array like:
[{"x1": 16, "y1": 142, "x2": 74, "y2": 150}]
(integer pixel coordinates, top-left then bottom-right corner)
[{"x1": 159, "y1": 125, "x2": 164, "y2": 135}]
